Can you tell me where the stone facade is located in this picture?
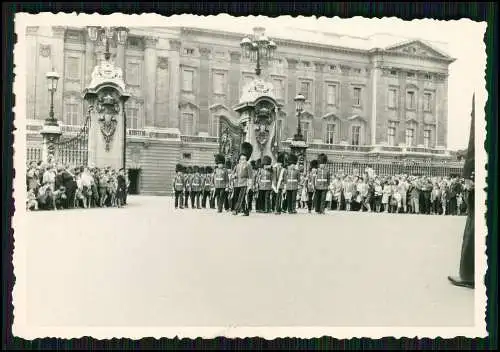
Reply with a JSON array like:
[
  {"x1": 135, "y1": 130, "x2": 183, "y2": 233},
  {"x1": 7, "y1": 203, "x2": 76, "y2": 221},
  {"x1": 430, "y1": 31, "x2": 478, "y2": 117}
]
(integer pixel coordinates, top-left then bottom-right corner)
[{"x1": 25, "y1": 26, "x2": 462, "y2": 195}]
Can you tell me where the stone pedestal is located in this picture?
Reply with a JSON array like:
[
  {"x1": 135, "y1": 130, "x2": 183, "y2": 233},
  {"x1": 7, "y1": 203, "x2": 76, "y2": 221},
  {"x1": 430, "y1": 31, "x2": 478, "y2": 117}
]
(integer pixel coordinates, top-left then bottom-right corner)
[
  {"x1": 233, "y1": 78, "x2": 283, "y2": 163},
  {"x1": 83, "y1": 58, "x2": 130, "y2": 170},
  {"x1": 290, "y1": 138, "x2": 308, "y2": 172},
  {"x1": 40, "y1": 123, "x2": 62, "y2": 164}
]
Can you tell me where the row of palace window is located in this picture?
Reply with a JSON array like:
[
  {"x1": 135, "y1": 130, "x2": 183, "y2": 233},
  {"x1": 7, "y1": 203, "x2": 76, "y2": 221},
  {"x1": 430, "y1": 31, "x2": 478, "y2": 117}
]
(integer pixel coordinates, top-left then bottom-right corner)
[
  {"x1": 387, "y1": 121, "x2": 433, "y2": 148},
  {"x1": 388, "y1": 88, "x2": 434, "y2": 112},
  {"x1": 61, "y1": 100, "x2": 431, "y2": 149}
]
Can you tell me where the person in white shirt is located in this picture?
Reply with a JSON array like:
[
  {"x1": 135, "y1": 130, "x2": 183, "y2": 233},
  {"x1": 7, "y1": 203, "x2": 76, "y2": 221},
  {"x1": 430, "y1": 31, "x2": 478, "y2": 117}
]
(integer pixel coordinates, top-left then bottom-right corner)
[{"x1": 42, "y1": 165, "x2": 56, "y2": 191}]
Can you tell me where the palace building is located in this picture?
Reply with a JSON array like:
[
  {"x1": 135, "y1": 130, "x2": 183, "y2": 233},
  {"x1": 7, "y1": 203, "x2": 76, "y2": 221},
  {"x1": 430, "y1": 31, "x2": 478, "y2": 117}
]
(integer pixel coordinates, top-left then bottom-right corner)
[{"x1": 25, "y1": 26, "x2": 463, "y2": 195}]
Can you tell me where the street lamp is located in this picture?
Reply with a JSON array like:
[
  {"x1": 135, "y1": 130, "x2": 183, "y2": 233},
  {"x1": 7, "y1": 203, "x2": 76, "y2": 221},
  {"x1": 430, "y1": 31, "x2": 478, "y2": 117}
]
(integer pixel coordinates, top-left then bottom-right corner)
[
  {"x1": 294, "y1": 93, "x2": 306, "y2": 141},
  {"x1": 87, "y1": 26, "x2": 129, "y2": 61},
  {"x1": 45, "y1": 69, "x2": 60, "y2": 126},
  {"x1": 240, "y1": 27, "x2": 277, "y2": 76}
]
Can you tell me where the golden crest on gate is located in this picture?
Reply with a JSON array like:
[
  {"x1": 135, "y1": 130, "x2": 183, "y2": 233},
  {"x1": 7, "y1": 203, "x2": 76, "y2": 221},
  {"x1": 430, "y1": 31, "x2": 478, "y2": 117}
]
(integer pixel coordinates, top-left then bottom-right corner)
[{"x1": 96, "y1": 92, "x2": 120, "y2": 151}]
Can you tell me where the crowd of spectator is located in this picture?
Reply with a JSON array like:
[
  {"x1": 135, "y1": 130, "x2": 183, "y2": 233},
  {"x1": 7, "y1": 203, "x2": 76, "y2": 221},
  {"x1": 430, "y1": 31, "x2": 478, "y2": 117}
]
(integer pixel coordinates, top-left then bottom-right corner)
[
  {"x1": 26, "y1": 161, "x2": 128, "y2": 211},
  {"x1": 298, "y1": 172, "x2": 471, "y2": 215}
]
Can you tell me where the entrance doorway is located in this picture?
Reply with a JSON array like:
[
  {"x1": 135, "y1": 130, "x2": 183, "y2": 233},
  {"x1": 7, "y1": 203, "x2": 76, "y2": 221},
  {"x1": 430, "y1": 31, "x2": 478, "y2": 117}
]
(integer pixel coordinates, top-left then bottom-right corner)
[{"x1": 128, "y1": 169, "x2": 141, "y2": 195}]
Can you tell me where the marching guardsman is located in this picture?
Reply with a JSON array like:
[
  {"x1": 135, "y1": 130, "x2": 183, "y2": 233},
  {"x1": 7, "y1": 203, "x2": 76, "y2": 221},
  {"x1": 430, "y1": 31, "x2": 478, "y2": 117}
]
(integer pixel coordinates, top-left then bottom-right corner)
[
  {"x1": 224, "y1": 159, "x2": 233, "y2": 212},
  {"x1": 314, "y1": 153, "x2": 330, "y2": 214},
  {"x1": 285, "y1": 153, "x2": 300, "y2": 214},
  {"x1": 272, "y1": 152, "x2": 287, "y2": 215},
  {"x1": 307, "y1": 160, "x2": 318, "y2": 213},
  {"x1": 213, "y1": 154, "x2": 229, "y2": 213},
  {"x1": 232, "y1": 142, "x2": 253, "y2": 216},
  {"x1": 257, "y1": 155, "x2": 273, "y2": 213},
  {"x1": 184, "y1": 166, "x2": 193, "y2": 208},
  {"x1": 172, "y1": 163, "x2": 185, "y2": 209},
  {"x1": 247, "y1": 160, "x2": 257, "y2": 213},
  {"x1": 190, "y1": 166, "x2": 202, "y2": 209},
  {"x1": 202, "y1": 166, "x2": 213, "y2": 208}
]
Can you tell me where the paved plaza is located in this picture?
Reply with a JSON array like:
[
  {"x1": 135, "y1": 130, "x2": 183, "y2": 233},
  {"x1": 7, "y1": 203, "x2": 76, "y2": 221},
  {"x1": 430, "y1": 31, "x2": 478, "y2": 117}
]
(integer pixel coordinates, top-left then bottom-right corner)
[{"x1": 24, "y1": 196, "x2": 474, "y2": 327}]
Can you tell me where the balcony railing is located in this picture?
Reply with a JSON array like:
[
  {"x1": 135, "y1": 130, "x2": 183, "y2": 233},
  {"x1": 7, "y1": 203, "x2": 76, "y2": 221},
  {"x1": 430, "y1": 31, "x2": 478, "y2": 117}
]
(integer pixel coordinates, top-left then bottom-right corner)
[{"x1": 180, "y1": 135, "x2": 219, "y2": 144}]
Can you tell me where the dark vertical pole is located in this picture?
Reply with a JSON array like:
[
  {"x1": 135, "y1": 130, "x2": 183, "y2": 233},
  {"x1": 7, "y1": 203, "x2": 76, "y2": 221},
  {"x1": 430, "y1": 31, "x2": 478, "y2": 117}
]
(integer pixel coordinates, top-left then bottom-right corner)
[{"x1": 123, "y1": 102, "x2": 127, "y2": 171}]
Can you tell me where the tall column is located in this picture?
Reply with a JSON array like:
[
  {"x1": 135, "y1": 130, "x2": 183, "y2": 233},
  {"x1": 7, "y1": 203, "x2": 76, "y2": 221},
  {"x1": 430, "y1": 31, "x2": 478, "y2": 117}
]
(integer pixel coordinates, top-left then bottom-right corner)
[
  {"x1": 144, "y1": 36, "x2": 158, "y2": 128},
  {"x1": 370, "y1": 63, "x2": 380, "y2": 146},
  {"x1": 26, "y1": 26, "x2": 39, "y2": 121},
  {"x1": 155, "y1": 57, "x2": 169, "y2": 128},
  {"x1": 285, "y1": 58, "x2": 298, "y2": 139},
  {"x1": 168, "y1": 39, "x2": 181, "y2": 129},
  {"x1": 229, "y1": 51, "x2": 241, "y2": 108},
  {"x1": 199, "y1": 47, "x2": 211, "y2": 134},
  {"x1": 313, "y1": 62, "x2": 324, "y2": 139},
  {"x1": 51, "y1": 26, "x2": 66, "y2": 124},
  {"x1": 115, "y1": 42, "x2": 126, "y2": 72},
  {"x1": 84, "y1": 32, "x2": 96, "y2": 86}
]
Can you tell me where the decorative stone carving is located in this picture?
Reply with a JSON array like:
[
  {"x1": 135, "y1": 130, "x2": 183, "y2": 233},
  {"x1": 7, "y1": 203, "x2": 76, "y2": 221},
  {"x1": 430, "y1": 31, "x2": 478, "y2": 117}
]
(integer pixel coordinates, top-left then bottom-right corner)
[
  {"x1": 144, "y1": 36, "x2": 158, "y2": 49},
  {"x1": 95, "y1": 90, "x2": 120, "y2": 151},
  {"x1": 89, "y1": 59, "x2": 125, "y2": 92},
  {"x1": 39, "y1": 44, "x2": 51, "y2": 58},
  {"x1": 169, "y1": 39, "x2": 181, "y2": 51},
  {"x1": 340, "y1": 64, "x2": 351, "y2": 74},
  {"x1": 157, "y1": 57, "x2": 168, "y2": 70},
  {"x1": 199, "y1": 47, "x2": 211, "y2": 58},
  {"x1": 239, "y1": 78, "x2": 276, "y2": 103}
]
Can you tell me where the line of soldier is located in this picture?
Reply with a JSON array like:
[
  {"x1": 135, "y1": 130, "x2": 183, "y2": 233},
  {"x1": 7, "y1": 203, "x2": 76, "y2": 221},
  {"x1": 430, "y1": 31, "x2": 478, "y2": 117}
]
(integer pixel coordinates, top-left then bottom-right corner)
[{"x1": 172, "y1": 144, "x2": 332, "y2": 216}]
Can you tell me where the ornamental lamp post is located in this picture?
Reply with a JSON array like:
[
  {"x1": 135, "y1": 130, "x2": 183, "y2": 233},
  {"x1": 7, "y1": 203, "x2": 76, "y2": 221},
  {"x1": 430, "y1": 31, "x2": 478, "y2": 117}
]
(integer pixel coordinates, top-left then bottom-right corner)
[
  {"x1": 45, "y1": 70, "x2": 60, "y2": 126},
  {"x1": 290, "y1": 93, "x2": 308, "y2": 172},
  {"x1": 40, "y1": 69, "x2": 62, "y2": 163},
  {"x1": 87, "y1": 26, "x2": 129, "y2": 61},
  {"x1": 293, "y1": 93, "x2": 306, "y2": 141},
  {"x1": 240, "y1": 27, "x2": 277, "y2": 77}
]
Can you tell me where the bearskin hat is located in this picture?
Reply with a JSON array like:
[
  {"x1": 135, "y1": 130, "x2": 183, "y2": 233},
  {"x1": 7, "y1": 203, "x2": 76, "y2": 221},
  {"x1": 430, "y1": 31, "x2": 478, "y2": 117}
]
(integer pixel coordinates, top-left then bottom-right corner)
[
  {"x1": 206, "y1": 166, "x2": 213, "y2": 174},
  {"x1": 277, "y1": 152, "x2": 286, "y2": 164},
  {"x1": 262, "y1": 155, "x2": 272, "y2": 166},
  {"x1": 214, "y1": 153, "x2": 225, "y2": 165},
  {"x1": 288, "y1": 153, "x2": 298, "y2": 165},
  {"x1": 193, "y1": 165, "x2": 199, "y2": 173},
  {"x1": 186, "y1": 166, "x2": 193, "y2": 173},
  {"x1": 255, "y1": 159, "x2": 262, "y2": 169},
  {"x1": 318, "y1": 153, "x2": 328, "y2": 165},
  {"x1": 175, "y1": 163, "x2": 183, "y2": 172},
  {"x1": 310, "y1": 160, "x2": 319, "y2": 170},
  {"x1": 250, "y1": 160, "x2": 257, "y2": 170},
  {"x1": 225, "y1": 160, "x2": 232, "y2": 169},
  {"x1": 239, "y1": 142, "x2": 253, "y2": 160}
]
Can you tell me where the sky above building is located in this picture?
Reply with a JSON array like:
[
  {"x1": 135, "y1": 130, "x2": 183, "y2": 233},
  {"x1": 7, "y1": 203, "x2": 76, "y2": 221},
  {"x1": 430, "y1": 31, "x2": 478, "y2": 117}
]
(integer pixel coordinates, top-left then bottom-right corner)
[{"x1": 163, "y1": 14, "x2": 487, "y2": 150}]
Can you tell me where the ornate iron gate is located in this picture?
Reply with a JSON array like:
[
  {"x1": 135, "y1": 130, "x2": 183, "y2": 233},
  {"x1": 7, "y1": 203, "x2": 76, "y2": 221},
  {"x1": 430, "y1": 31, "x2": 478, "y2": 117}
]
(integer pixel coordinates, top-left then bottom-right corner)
[
  {"x1": 218, "y1": 115, "x2": 243, "y2": 166},
  {"x1": 53, "y1": 107, "x2": 91, "y2": 166}
]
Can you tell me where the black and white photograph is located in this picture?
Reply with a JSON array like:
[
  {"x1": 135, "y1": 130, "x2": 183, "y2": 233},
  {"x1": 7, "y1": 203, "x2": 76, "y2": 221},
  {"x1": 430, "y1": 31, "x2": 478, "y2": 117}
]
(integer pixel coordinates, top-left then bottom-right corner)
[{"x1": 12, "y1": 13, "x2": 487, "y2": 339}]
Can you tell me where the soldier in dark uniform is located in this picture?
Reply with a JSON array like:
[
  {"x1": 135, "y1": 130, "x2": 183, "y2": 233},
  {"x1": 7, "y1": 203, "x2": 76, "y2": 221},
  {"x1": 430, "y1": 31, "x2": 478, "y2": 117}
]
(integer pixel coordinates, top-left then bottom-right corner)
[
  {"x1": 314, "y1": 153, "x2": 330, "y2": 214},
  {"x1": 232, "y1": 142, "x2": 253, "y2": 216},
  {"x1": 247, "y1": 160, "x2": 258, "y2": 213},
  {"x1": 184, "y1": 166, "x2": 192, "y2": 208},
  {"x1": 253, "y1": 159, "x2": 262, "y2": 212},
  {"x1": 448, "y1": 94, "x2": 475, "y2": 289},
  {"x1": 224, "y1": 159, "x2": 233, "y2": 212},
  {"x1": 257, "y1": 155, "x2": 273, "y2": 213},
  {"x1": 190, "y1": 166, "x2": 202, "y2": 209},
  {"x1": 201, "y1": 166, "x2": 212, "y2": 208},
  {"x1": 213, "y1": 154, "x2": 229, "y2": 213},
  {"x1": 272, "y1": 152, "x2": 286, "y2": 215},
  {"x1": 307, "y1": 160, "x2": 318, "y2": 213},
  {"x1": 172, "y1": 163, "x2": 185, "y2": 209},
  {"x1": 285, "y1": 153, "x2": 300, "y2": 214}
]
